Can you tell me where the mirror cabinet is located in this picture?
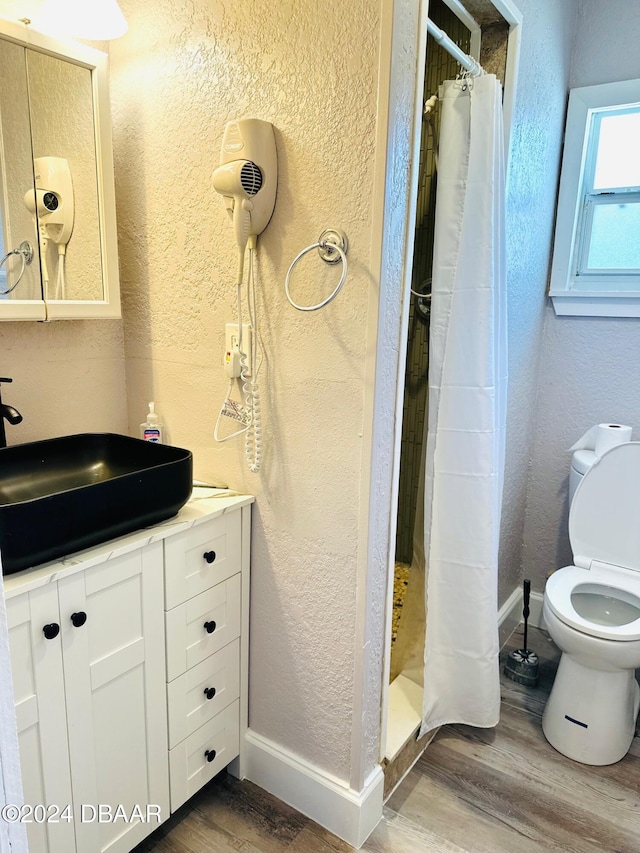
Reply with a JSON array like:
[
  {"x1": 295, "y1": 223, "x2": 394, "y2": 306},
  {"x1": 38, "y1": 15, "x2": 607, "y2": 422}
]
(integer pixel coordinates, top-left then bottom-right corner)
[{"x1": 0, "y1": 17, "x2": 120, "y2": 320}]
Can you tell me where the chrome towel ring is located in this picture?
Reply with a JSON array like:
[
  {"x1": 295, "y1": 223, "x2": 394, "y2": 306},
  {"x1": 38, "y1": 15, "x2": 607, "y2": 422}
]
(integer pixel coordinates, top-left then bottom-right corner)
[
  {"x1": 285, "y1": 228, "x2": 348, "y2": 311},
  {"x1": 0, "y1": 241, "x2": 34, "y2": 296}
]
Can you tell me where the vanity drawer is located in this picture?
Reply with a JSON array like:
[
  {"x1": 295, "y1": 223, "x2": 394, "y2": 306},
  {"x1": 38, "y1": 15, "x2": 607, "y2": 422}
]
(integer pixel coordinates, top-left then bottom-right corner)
[
  {"x1": 165, "y1": 574, "x2": 241, "y2": 682},
  {"x1": 164, "y1": 512, "x2": 242, "y2": 610},
  {"x1": 167, "y1": 639, "x2": 240, "y2": 749},
  {"x1": 169, "y1": 699, "x2": 239, "y2": 812}
]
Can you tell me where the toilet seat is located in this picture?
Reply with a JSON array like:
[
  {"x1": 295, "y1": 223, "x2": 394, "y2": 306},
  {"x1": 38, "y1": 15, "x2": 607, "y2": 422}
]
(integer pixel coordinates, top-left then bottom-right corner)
[
  {"x1": 547, "y1": 442, "x2": 640, "y2": 642},
  {"x1": 545, "y1": 565, "x2": 640, "y2": 641}
]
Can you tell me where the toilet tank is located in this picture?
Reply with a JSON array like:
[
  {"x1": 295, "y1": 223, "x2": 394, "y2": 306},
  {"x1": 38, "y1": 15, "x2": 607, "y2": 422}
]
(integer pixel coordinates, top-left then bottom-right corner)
[{"x1": 570, "y1": 449, "x2": 597, "y2": 503}]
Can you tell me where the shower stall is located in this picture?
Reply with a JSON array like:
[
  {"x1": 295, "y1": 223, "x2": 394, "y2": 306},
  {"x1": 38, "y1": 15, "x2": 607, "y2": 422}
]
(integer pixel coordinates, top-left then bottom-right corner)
[
  {"x1": 391, "y1": 0, "x2": 471, "y2": 643},
  {"x1": 384, "y1": 0, "x2": 517, "y2": 771}
]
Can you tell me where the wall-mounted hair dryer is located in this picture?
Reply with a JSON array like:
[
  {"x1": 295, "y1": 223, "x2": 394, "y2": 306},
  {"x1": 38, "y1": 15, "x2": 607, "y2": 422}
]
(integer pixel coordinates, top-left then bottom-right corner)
[
  {"x1": 212, "y1": 119, "x2": 277, "y2": 283},
  {"x1": 24, "y1": 157, "x2": 74, "y2": 299},
  {"x1": 212, "y1": 119, "x2": 277, "y2": 474},
  {"x1": 25, "y1": 157, "x2": 74, "y2": 245}
]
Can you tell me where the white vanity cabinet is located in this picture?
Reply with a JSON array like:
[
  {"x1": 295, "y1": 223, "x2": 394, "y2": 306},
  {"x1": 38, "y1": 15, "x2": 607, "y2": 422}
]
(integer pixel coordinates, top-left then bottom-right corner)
[
  {"x1": 6, "y1": 542, "x2": 169, "y2": 853},
  {"x1": 4, "y1": 494, "x2": 252, "y2": 853}
]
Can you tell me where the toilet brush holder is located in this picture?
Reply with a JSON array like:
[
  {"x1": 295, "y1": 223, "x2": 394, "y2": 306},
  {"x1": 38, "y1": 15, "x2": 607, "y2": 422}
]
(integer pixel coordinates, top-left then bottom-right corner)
[{"x1": 504, "y1": 579, "x2": 539, "y2": 687}]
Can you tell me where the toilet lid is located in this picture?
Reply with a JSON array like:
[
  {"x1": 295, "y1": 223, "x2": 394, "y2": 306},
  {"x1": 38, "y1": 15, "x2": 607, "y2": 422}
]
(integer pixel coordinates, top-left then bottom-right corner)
[{"x1": 570, "y1": 442, "x2": 640, "y2": 572}]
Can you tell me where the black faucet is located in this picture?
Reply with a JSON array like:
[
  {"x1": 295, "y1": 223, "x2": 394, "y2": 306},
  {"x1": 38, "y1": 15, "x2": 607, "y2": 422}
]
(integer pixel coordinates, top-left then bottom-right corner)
[{"x1": 0, "y1": 378, "x2": 22, "y2": 448}]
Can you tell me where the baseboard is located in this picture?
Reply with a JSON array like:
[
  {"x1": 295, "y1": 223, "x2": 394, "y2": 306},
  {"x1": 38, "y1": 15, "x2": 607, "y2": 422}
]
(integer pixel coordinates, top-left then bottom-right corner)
[
  {"x1": 243, "y1": 730, "x2": 384, "y2": 848},
  {"x1": 498, "y1": 585, "x2": 523, "y2": 646},
  {"x1": 529, "y1": 591, "x2": 544, "y2": 629},
  {"x1": 498, "y1": 585, "x2": 545, "y2": 647}
]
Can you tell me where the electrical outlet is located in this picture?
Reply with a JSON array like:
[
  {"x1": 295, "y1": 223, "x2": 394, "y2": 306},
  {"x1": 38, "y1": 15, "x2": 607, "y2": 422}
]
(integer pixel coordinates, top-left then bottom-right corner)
[{"x1": 225, "y1": 323, "x2": 252, "y2": 375}]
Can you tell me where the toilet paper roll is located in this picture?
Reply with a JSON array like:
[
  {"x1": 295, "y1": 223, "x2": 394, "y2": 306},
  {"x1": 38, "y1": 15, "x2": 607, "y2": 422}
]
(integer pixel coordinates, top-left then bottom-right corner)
[
  {"x1": 569, "y1": 423, "x2": 633, "y2": 457},
  {"x1": 594, "y1": 423, "x2": 633, "y2": 457}
]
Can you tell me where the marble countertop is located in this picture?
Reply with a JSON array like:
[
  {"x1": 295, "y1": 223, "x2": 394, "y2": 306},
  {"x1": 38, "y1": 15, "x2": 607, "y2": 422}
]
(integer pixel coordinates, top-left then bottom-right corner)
[{"x1": 2, "y1": 489, "x2": 254, "y2": 600}]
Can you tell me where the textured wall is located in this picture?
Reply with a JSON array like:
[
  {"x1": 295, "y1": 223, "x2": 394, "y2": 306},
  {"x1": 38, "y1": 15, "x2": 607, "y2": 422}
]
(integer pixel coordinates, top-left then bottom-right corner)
[
  {"x1": 521, "y1": 0, "x2": 640, "y2": 592},
  {"x1": 109, "y1": 0, "x2": 380, "y2": 784},
  {"x1": 497, "y1": 0, "x2": 577, "y2": 605},
  {"x1": 0, "y1": 319, "x2": 127, "y2": 443}
]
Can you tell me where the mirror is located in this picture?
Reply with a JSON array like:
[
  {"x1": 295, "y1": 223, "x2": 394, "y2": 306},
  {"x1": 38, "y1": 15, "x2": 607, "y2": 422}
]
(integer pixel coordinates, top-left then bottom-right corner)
[
  {"x1": 0, "y1": 37, "x2": 41, "y2": 304},
  {"x1": 0, "y1": 17, "x2": 120, "y2": 320}
]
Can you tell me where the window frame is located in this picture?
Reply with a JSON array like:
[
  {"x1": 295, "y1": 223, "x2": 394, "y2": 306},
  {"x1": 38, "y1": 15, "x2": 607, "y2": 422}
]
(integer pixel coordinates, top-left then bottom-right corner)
[{"x1": 549, "y1": 78, "x2": 640, "y2": 317}]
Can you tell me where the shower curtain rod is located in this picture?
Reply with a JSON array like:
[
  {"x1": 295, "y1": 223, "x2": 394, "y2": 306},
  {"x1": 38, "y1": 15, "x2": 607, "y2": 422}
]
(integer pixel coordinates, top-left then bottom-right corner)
[{"x1": 427, "y1": 18, "x2": 484, "y2": 77}]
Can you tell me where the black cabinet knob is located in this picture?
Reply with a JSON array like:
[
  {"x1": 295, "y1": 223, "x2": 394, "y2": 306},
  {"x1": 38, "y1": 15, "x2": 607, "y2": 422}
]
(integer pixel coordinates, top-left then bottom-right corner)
[
  {"x1": 203, "y1": 687, "x2": 216, "y2": 701},
  {"x1": 203, "y1": 550, "x2": 216, "y2": 564},
  {"x1": 204, "y1": 749, "x2": 216, "y2": 763},
  {"x1": 203, "y1": 620, "x2": 217, "y2": 634},
  {"x1": 42, "y1": 623, "x2": 60, "y2": 640},
  {"x1": 71, "y1": 612, "x2": 87, "y2": 628}
]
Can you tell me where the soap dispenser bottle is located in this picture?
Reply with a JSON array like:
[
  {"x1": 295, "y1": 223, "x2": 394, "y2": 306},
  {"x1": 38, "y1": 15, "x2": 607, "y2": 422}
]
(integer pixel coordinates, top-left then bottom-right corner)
[{"x1": 140, "y1": 402, "x2": 163, "y2": 443}]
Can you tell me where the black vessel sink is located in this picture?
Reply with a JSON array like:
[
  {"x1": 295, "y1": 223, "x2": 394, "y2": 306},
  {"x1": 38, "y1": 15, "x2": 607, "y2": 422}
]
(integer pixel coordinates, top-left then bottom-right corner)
[{"x1": 0, "y1": 433, "x2": 193, "y2": 575}]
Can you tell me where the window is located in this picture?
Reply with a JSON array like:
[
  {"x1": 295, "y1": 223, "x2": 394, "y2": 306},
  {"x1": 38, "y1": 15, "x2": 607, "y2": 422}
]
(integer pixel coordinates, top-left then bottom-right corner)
[{"x1": 549, "y1": 78, "x2": 640, "y2": 317}]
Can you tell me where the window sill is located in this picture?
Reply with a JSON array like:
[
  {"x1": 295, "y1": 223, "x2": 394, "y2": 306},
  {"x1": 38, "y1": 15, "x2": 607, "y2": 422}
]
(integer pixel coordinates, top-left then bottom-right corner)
[{"x1": 550, "y1": 293, "x2": 640, "y2": 318}]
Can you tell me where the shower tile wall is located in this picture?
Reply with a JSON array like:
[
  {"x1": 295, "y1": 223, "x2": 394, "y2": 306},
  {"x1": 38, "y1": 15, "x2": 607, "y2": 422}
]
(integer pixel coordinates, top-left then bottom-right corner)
[{"x1": 395, "y1": 1, "x2": 471, "y2": 565}]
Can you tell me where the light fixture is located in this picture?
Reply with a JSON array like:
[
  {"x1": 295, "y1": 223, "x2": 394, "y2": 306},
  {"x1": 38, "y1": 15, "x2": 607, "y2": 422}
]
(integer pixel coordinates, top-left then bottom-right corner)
[{"x1": 34, "y1": 0, "x2": 128, "y2": 41}]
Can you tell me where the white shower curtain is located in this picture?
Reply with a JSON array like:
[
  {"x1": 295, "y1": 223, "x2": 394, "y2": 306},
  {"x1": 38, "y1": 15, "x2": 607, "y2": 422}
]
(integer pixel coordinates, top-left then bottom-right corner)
[{"x1": 420, "y1": 73, "x2": 507, "y2": 735}]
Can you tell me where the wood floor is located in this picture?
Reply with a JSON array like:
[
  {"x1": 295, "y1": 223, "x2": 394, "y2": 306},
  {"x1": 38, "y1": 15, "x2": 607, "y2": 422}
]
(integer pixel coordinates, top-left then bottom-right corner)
[{"x1": 134, "y1": 626, "x2": 640, "y2": 853}]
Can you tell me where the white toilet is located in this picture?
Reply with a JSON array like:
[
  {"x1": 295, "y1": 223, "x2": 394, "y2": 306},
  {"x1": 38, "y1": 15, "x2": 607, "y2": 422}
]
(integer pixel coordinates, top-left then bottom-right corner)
[{"x1": 542, "y1": 441, "x2": 640, "y2": 765}]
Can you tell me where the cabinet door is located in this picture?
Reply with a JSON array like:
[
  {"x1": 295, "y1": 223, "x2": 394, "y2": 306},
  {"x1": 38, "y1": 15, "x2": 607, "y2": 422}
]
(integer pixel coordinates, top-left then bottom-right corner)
[
  {"x1": 59, "y1": 543, "x2": 169, "y2": 853},
  {"x1": 7, "y1": 586, "x2": 75, "y2": 853}
]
